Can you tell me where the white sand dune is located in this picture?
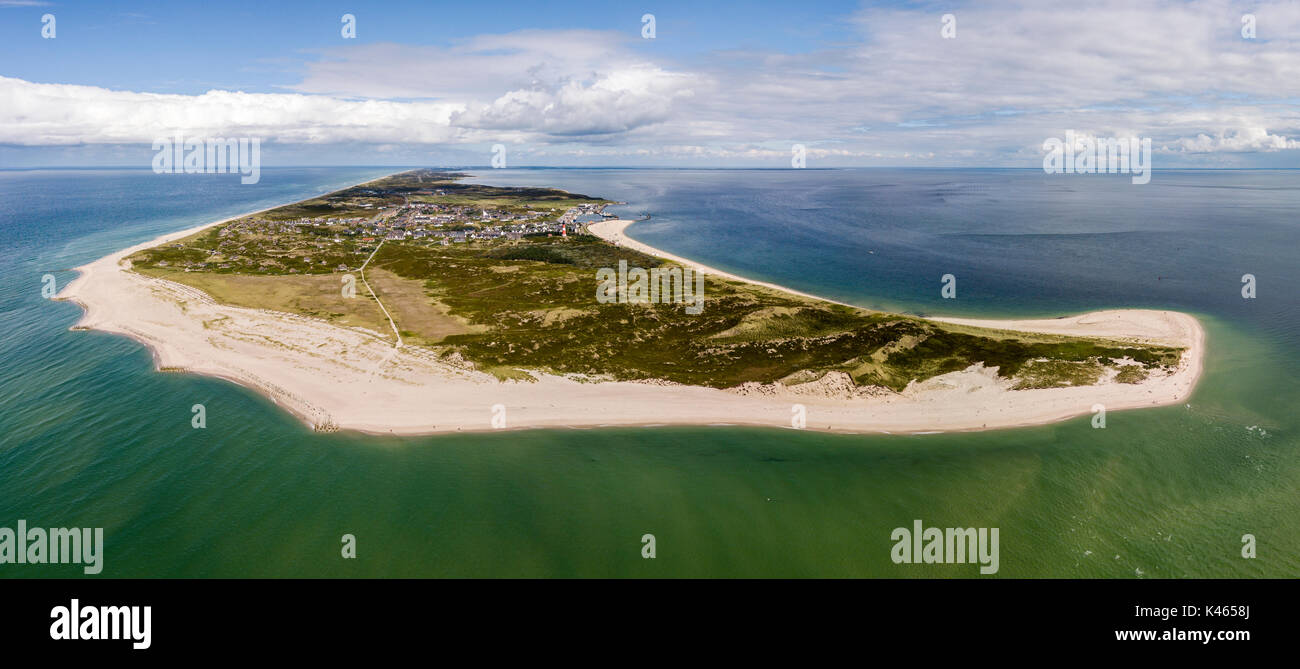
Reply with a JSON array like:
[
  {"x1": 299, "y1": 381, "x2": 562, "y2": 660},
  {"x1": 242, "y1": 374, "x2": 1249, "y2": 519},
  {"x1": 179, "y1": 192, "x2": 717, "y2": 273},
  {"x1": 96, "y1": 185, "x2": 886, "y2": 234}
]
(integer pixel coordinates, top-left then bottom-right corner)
[{"x1": 56, "y1": 214, "x2": 1204, "y2": 436}]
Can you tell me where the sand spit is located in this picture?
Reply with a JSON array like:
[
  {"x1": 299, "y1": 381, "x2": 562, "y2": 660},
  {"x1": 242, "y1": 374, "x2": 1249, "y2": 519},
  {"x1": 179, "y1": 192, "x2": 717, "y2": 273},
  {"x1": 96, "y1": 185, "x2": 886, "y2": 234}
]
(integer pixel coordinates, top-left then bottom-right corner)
[{"x1": 56, "y1": 214, "x2": 1203, "y2": 436}]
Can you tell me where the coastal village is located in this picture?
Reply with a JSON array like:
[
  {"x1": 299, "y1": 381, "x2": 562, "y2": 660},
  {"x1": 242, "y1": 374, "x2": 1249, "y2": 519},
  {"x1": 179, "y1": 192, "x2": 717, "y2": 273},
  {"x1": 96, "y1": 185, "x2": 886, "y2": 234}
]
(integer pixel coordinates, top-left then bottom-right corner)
[{"x1": 148, "y1": 187, "x2": 613, "y2": 275}]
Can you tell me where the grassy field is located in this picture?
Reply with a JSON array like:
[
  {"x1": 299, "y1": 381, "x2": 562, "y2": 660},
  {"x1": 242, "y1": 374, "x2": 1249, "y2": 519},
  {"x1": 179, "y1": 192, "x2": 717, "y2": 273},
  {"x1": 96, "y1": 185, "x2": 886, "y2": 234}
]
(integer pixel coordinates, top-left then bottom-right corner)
[
  {"x1": 128, "y1": 169, "x2": 1185, "y2": 391},
  {"x1": 135, "y1": 267, "x2": 395, "y2": 338},
  {"x1": 365, "y1": 268, "x2": 484, "y2": 345}
]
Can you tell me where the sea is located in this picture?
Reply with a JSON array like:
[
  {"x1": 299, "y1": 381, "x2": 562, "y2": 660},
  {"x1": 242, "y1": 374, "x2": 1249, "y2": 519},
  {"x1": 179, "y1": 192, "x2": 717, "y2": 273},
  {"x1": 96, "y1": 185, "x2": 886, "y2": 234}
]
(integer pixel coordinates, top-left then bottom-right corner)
[{"x1": 1, "y1": 166, "x2": 1295, "y2": 577}]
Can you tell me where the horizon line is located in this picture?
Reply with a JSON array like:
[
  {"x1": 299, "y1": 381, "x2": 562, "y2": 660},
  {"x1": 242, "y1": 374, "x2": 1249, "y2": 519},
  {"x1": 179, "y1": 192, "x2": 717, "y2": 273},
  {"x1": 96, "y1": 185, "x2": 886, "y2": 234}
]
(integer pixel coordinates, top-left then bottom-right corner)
[{"x1": 5, "y1": 165, "x2": 1300, "y2": 172}]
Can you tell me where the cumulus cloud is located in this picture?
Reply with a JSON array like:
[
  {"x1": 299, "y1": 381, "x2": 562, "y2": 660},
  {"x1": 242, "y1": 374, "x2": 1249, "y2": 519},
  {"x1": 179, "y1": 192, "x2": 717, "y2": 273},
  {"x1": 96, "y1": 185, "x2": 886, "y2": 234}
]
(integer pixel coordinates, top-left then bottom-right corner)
[
  {"x1": 290, "y1": 31, "x2": 658, "y2": 99},
  {"x1": 450, "y1": 66, "x2": 695, "y2": 137},
  {"x1": 1167, "y1": 127, "x2": 1300, "y2": 152},
  {"x1": 0, "y1": 27, "x2": 700, "y2": 147},
  {"x1": 293, "y1": 31, "x2": 702, "y2": 139},
  {"x1": 667, "y1": 0, "x2": 1300, "y2": 163},
  {"x1": 0, "y1": 67, "x2": 693, "y2": 146},
  {"x1": 0, "y1": 77, "x2": 466, "y2": 145}
]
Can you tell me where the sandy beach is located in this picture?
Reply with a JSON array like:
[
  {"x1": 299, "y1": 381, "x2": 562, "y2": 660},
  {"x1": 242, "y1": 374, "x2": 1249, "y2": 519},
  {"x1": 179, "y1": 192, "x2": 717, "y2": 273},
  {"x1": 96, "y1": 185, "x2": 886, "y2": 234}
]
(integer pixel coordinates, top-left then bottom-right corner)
[{"x1": 57, "y1": 213, "x2": 1204, "y2": 436}]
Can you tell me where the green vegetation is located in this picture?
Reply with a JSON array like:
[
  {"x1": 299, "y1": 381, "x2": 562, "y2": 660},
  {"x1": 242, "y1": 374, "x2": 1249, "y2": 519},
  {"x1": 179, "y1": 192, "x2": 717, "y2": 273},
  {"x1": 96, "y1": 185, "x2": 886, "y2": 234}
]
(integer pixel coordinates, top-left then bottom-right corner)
[
  {"x1": 1011, "y1": 359, "x2": 1105, "y2": 389},
  {"x1": 128, "y1": 169, "x2": 1184, "y2": 392},
  {"x1": 485, "y1": 245, "x2": 576, "y2": 264},
  {"x1": 1114, "y1": 365, "x2": 1150, "y2": 384}
]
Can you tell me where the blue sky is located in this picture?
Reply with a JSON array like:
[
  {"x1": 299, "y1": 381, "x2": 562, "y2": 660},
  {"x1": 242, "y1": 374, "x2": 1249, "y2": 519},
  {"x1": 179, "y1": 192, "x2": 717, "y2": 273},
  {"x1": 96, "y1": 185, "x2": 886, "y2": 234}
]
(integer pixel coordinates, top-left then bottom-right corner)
[
  {"x1": 1, "y1": 1, "x2": 861, "y2": 93},
  {"x1": 3, "y1": 0, "x2": 1300, "y2": 167}
]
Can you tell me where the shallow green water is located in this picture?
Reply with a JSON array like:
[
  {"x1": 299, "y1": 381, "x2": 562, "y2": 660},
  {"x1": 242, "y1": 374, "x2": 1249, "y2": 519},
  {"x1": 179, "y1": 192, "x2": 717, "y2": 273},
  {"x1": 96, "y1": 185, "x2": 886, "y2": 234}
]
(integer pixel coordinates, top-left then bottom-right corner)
[{"x1": 2, "y1": 168, "x2": 1295, "y2": 577}]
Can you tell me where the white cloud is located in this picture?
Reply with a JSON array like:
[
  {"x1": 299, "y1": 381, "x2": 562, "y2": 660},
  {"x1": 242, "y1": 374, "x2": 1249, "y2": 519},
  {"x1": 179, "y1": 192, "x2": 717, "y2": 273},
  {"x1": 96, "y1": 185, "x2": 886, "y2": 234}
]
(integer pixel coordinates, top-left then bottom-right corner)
[
  {"x1": 450, "y1": 65, "x2": 696, "y2": 136},
  {"x1": 0, "y1": 28, "x2": 700, "y2": 147},
  {"x1": 0, "y1": 76, "x2": 466, "y2": 145},
  {"x1": 1166, "y1": 127, "x2": 1300, "y2": 152},
  {"x1": 290, "y1": 31, "x2": 653, "y2": 99}
]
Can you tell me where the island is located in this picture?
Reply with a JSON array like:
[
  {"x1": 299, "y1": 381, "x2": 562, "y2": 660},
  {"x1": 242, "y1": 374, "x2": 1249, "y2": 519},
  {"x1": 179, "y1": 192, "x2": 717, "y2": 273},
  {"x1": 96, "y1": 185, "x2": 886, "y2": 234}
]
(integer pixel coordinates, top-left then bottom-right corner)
[{"x1": 57, "y1": 169, "x2": 1203, "y2": 434}]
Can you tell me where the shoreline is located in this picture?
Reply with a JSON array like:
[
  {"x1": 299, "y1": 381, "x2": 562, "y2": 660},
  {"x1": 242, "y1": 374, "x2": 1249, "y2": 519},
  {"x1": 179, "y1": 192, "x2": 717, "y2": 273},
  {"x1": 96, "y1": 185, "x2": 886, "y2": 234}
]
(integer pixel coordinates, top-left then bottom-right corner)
[
  {"x1": 58, "y1": 180, "x2": 1205, "y2": 437},
  {"x1": 587, "y1": 218, "x2": 863, "y2": 308},
  {"x1": 588, "y1": 218, "x2": 1197, "y2": 344}
]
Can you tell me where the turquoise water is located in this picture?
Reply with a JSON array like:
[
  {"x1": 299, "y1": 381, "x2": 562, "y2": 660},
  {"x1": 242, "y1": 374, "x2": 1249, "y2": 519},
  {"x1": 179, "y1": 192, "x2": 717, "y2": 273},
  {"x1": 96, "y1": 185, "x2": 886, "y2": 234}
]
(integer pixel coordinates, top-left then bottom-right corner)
[{"x1": 1, "y1": 167, "x2": 1295, "y2": 577}]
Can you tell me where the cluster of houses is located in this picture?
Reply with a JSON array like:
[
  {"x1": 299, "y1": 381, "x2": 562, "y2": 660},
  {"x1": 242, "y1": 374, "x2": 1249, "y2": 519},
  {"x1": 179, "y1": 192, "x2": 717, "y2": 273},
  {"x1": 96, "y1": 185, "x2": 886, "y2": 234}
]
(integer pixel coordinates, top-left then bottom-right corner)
[
  {"x1": 383, "y1": 220, "x2": 564, "y2": 244},
  {"x1": 365, "y1": 201, "x2": 607, "y2": 245},
  {"x1": 154, "y1": 200, "x2": 610, "y2": 274},
  {"x1": 401, "y1": 202, "x2": 548, "y2": 226}
]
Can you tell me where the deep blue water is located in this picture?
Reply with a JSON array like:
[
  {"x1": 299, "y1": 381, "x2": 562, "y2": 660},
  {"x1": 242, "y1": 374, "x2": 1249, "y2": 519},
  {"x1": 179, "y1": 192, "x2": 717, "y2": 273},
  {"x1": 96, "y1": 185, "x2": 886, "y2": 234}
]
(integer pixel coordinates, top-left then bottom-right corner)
[{"x1": 468, "y1": 168, "x2": 1299, "y2": 325}]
